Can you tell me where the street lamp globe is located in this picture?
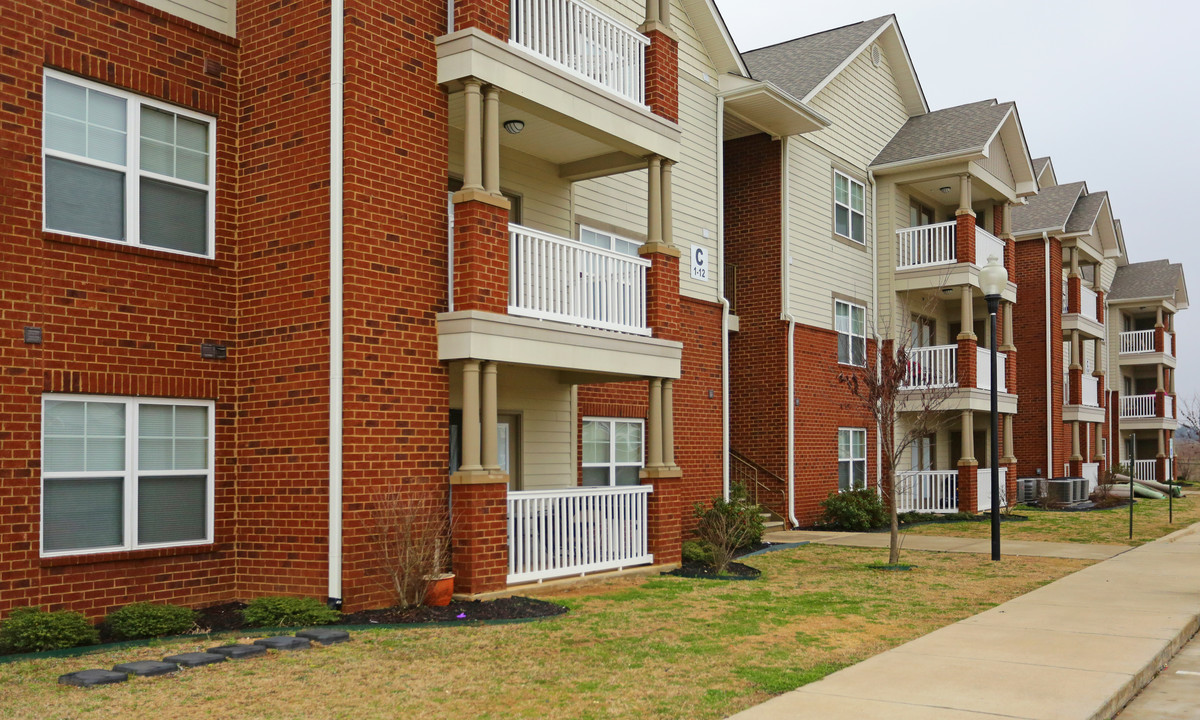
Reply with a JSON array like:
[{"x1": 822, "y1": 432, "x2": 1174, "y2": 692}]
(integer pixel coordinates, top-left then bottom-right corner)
[{"x1": 980, "y1": 255, "x2": 1008, "y2": 298}]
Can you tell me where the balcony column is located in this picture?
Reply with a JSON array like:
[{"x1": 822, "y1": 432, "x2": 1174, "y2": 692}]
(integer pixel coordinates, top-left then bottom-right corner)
[
  {"x1": 1157, "y1": 429, "x2": 1168, "y2": 483},
  {"x1": 1066, "y1": 248, "x2": 1082, "y2": 315},
  {"x1": 1093, "y1": 422, "x2": 1105, "y2": 466},
  {"x1": 641, "y1": 156, "x2": 682, "y2": 341},
  {"x1": 955, "y1": 175, "x2": 975, "y2": 265},
  {"x1": 957, "y1": 410, "x2": 978, "y2": 514},
  {"x1": 647, "y1": 156, "x2": 662, "y2": 244},
  {"x1": 461, "y1": 80, "x2": 484, "y2": 193},
  {"x1": 662, "y1": 378, "x2": 677, "y2": 470},
  {"x1": 1155, "y1": 307, "x2": 1165, "y2": 352},
  {"x1": 1069, "y1": 421, "x2": 1083, "y2": 476},
  {"x1": 1067, "y1": 329, "x2": 1082, "y2": 406},
  {"x1": 661, "y1": 160, "x2": 674, "y2": 246},
  {"x1": 641, "y1": 376, "x2": 682, "y2": 564},
  {"x1": 1093, "y1": 338, "x2": 1105, "y2": 409},
  {"x1": 482, "y1": 86, "x2": 501, "y2": 196},
  {"x1": 459, "y1": 360, "x2": 483, "y2": 473},
  {"x1": 639, "y1": 0, "x2": 680, "y2": 122},
  {"x1": 1000, "y1": 300, "x2": 1016, "y2": 394},
  {"x1": 646, "y1": 378, "x2": 664, "y2": 469},
  {"x1": 1001, "y1": 202, "x2": 1015, "y2": 276},
  {"x1": 481, "y1": 362, "x2": 502, "y2": 473},
  {"x1": 958, "y1": 286, "x2": 977, "y2": 388},
  {"x1": 1002, "y1": 413, "x2": 1018, "y2": 506},
  {"x1": 1156, "y1": 363, "x2": 1166, "y2": 418}
]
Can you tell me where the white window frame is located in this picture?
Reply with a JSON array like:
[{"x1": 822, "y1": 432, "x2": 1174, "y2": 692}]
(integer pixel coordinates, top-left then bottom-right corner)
[
  {"x1": 581, "y1": 417, "x2": 644, "y2": 486},
  {"x1": 40, "y1": 394, "x2": 215, "y2": 557},
  {"x1": 578, "y1": 225, "x2": 641, "y2": 257},
  {"x1": 836, "y1": 299, "x2": 867, "y2": 367},
  {"x1": 42, "y1": 69, "x2": 217, "y2": 258},
  {"x1": 834, "y1": 171, "x2": 866, "y2": 244},
  {"x1": 838, "y1": 427, "x2": 867, "y2": 492}
]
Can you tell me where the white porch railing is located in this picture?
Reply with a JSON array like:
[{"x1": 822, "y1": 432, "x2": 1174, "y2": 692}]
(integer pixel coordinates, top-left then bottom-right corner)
[
  {"x1": 507, "y1": 485, "x2": 653, "y2": 584},
  {"x1": 1081, "y1": 375, "x2": 1099, "y2": 407},
  {"x1": 975, "y1": 346, "x2": 1006, "y2": 392},
  {"x1": 896, "y1": 221, "x2": 956, "y2": 269},
  {"x1": 1121, "y1": 394, "x2": 1155, "y2": 418},
  {"x1": 509, "y1": 224, "x2": 650, "y2": 335},
  {"x1": 1133, "y1": 459, "x2": 1156, "y2": 482},
  {"x1": 1167, "y1": 332, "x2": 1175, "y2": 357},
  {"x1": 1166, "y1": 394, "x2": 1174, "y2": 418},
  {"x1": 1079, "y1": 285, "x2": 1098, "y2": 321},
  {"x1": 1120, "y1": 329, "x2": 1155, "y2": 354},
  {"x1": 895, "y1": 470, "x2": 958, "y2": 513},
  {"x1": 975, "y1": 227, "x2": 1004, "y2": 268},
  {"x1": 977, "y1": 467, "x2": 1006, "y2": 512},
  {"x1": 903, "y1": 345, "x2": 957, "y2": 388},
  {"x1": 509, "y1": 0, "x2": 648, "y2": 105}
]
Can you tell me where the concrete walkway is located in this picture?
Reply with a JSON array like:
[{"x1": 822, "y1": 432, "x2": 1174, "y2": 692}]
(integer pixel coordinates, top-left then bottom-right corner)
[
  {"x1": 764, "y1": 529, "x2": 1131, "y2": 560},
  {"x1": 734, "y1": 523, "x2": 1200, "y2": 720}
]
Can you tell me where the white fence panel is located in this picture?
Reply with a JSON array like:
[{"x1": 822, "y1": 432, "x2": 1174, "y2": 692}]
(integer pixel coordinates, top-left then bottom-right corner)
[
  {"x1": 976, "y1": 468, "x2": 1006, "y2": 511},
  {"x1": 507, "y1": 485, "x2": 653, "y2": 584},
  {"x1": 1079, "y1": 285, "x2": 1098, "y2": 321},
  {"x1": 1120, "y1": 394, "x2": 1155, "y2": 419},
  {"x1": 895, "y1": 471, "x2": 958, "y2": 513},
  {"x1": 975, "y1": 346, "x2": 1006, "y2": 392},
  {"x1": 975, "y1": 227, "x2": 1005, "y2": 268},
  {"x1": 904, "y1": 345, "x2": 957, "y2": 388},
  {"x1": 1120, "y1": 330, "x2": 1155, "y2": 354},
  {"x1": 1133, "y1": 460, "x2": 1156, "y2": 482},
  {"x1": 1081, "y1": 375, "x2": 1099, "y2": 407}
]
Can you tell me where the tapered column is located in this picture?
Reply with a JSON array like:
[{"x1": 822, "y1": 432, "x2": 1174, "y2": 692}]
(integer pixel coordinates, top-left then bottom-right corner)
[
  {"x1": 483, "y1": 86, "x2": 501, "y2": 196},
  {"x1": 1001, "y1": 202, "x2": 1015, "y2": 276},
  {"x1": 955, "y1": 175, "x2": 975, "y2": 265},
  {"x1": 958, "y1": 410, "x2": 978, "y2": 513},
  {"x1": 647, "y1": 377, "x2": 663, "y2": 469},
  {"x1": 1093, "y1": 422, "x2": 1105, "y2": 463},
  {"x1": 647, "y1": 155, "x2": 663, "y2": 245},
  {"x1": 481, "y1": 362, "x2": 499, "y2": 471},
  {"x1": 958, "y1": 286, "x2": 977, "y2": 388},
  {"x1": 1002, "y1": 414, "x2": 1016, "y2": 464},
  {"x1": 661, "y1": 160, "x2": 674, "y2": 246},
  {"x1": 658, "y1": 0, "x2": 670, "y2": 27},
  {"x1": 960, "y1": 410, "x2": 975, "y2": 463},
  {"x1": 1070, "y1": 421, "x2": 1083, "y2": 473},
  {"x1": 459, "y1": 360, "x2": 482, "y2": 472},
  {"x1": 461, "y1": 80, "x2": 483, "y2": 193},
  {"x1": 662, "y1": 378, "x2": 676, "y2": 470}
]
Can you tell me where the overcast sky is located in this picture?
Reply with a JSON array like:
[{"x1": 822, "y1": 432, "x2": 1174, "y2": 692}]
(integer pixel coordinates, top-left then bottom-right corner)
[{"x1": 719, "y1": 0, "x2": 1200, "y2": 399}]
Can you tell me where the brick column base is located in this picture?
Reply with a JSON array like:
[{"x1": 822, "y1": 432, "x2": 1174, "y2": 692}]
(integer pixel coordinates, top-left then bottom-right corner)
[
  {"x1": 957, "y1": 463, "x2": 978, "y2": 514},
  {"x1": 641, "y1": 468, "x2": 683, "y2": 565},
  {"x1": 642, "y1": 29, "x2": 679, "y2": 122},
  {"x1": 453, "y1": 196, "x2": 511, "y2": 313},
  {"x1": 642, "y1": 245, "x2": 681, "y2": 341},
  {"x1": 450, "y1": 475, "x2": 509, "y2": 594},
  {"x1": 1068, "y1": 459, "x2": 1083, "y2": 477},
  {"x1": 957, "y1": 337, "x2": 977, "y2": 389},
  {"x1": 1157, "y1": 456, "x2": 1169, "y2": 484},
  {"x1": 955, "y1": 211, "x2": 976, "y2": 264},
  {"x1": 1004, "y1": 462, "x2": 1018, "y2": 508}
]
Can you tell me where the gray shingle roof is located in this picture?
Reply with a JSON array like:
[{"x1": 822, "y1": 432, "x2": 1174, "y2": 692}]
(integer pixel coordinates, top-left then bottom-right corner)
[
  {"x1": 1065, "y1": 191, "x2": 1107, "y2": 234},
  {"x1": 742, "y1": 16, "x2": 893, "y2": 101},
  {"x1": 870, "y1": 100, "x2": 1013, "y2": 167},
  {"x1": 1011, "y1": 181, "x2": 1086, "y2": 235},
  {"x1": 1032, "y1": 157, "x2": 1051, "y2": 178},
  {"x1": 1108, "y1": 260, "x2": 1184, "y2": 301}
]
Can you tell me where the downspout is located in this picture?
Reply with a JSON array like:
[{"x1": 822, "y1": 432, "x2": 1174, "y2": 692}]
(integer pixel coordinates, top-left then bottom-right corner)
[
  {"x1": 717, "y1": 95, "x2": 729, "y2": 501},
  {"x1": 868, "y1": 170, "x2": 880, "y2": 490},
  {"x1": 327, "y1": 0, "x2": 345, "y2": 608},
  {"x1": 1043, "y1": 232, "x2": 1053, "y2": 476},
  {"x1": 780, "y1": 136, "x2": 798, "y2": 529}
]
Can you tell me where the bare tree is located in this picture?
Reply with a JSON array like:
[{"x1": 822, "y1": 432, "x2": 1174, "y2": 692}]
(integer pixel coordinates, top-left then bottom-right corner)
[
  {"x1": 372, "y1": 490, "x2": 452, "y2": 609},
  {"x1": 838, "y1": 295, "x2": 959, "y2": 565}
]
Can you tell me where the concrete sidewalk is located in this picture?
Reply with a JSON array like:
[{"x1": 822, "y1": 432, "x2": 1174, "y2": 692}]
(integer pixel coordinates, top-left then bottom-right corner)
[
  {"x1": 734, "y1": 524, "x2": 1200, "y2": 720},
  {"x1": 764, "y1": 529, "x2": 1131, "y2": 560}
]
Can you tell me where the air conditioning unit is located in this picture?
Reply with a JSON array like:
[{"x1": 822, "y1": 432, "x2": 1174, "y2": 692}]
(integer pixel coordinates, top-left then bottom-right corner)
[
  {"x1": 1071, "y1": 478, "x2": 1089, "y2": 503},
  {"x1": 1017, "y1": 477, "x2": 1045, "y2": 503},
  {"x1": 1044, "y1": 478, "x2": 1088, "y2": 504}
]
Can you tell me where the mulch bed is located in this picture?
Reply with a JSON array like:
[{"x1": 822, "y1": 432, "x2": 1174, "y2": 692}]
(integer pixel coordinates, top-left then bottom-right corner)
[
  {"x1": 665, "y1": 560, "x2": 761, "y2": 580},
  {"x1": 193, "y1": 596, "x2": 567, "y2": 634}
]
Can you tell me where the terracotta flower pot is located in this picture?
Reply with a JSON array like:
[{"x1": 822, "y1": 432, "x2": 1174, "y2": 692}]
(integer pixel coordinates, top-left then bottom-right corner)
[{"x1": 424, "y1": 573, "x2": 455, "y2": 607}]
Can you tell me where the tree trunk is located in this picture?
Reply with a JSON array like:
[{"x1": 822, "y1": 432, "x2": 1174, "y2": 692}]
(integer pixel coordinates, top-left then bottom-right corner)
[{"x1": 888, "y1": 473, "x2": 901, "y2": 565}]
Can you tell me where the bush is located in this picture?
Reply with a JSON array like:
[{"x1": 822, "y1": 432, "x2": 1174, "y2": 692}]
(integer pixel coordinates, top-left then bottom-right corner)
[
  {"x1": 0, "y1": 607, "x2": 99, "y2": 653},
  {"x1": 681, "y1": 540, "x2": 714, "y2": 565},
  {"x1": 692, "y1": 484, "x2": 765, "y2": 574},
  {"x1": 104, "y1": 603, "x2": 197, "y2": 640},
  {"x1": 242, "y1": 597, "x2": 341, "y2": 628},
  {"x1": 817, "y1": 489, "x2": 887, "y2": 532}
]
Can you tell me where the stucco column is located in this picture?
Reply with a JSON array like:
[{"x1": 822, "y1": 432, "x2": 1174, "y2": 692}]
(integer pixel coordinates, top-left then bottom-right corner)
[
  {"x1": 461, "y1": 80, "x2": 483, "y2": 193},
  {"x1": 1002, "y1": 414, "x2": 1016, "y2": 464},
  {"x1": 647, "y1": 378, "x2": 663, "y2": 468},
  {"x1": 959, "y1": 286, "x2": 975, "y2": 338},
  {"x1": 644, "y1": 0, "x2": 658, "y2": 23},
  {"x1": 647, "y1": 156, "x2": 663, "y2": 246},
  {"x1": 661, "y1": 160, "x2": 674, "y2": 247},
  {"x1": 1001, "y1": 301, "x2": 1015, "y2": 351},
  {"x1": 483, "y1": 85, "x2": 501, "y2": 196},
  {"x1": 658, "y1": 0, "x2": 670, "y2": 27},
  {"x1": 960, "y1": 410, "x2": 975, "y2": 463},
  {"x1": 1070, "y1": 421, "x2": 1083, "y2": 462},
  {"x1": 958, "y1": 174, "x2": 972, "y2": 214},
  {"x1": 957, "y1": 286, "x2": 977, "y2": 388},
  {"x1": 481, "y1": 361, "x2": 499, "y2": 471},
  {"x1": 662, "y1": 378, "x2": 676, "y2": 469},
  {"x1": 459, "y1": 360, "x2": 482, "y2": 472},
  {"x1": 1093, "y1": 423, "x2": 1104, "y2": 462}
]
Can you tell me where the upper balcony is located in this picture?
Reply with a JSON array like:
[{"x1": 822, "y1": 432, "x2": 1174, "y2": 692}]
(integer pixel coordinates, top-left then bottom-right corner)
[
  {"x1": 1062, "y1": 371, "x2": 1104, "y2": 424},
  {"x1": 1062, "y1": 281, "x2": 1104, "y2": 339},
  {"x1": 1118, "y1": 328, "x2": 1176, "y2": 369},
  {"x1": 1118, "y1": 392, "x2": 1178, "y2": 432},
  {"x1": 900, "y1": 343, "x2": 1015, "y2": 414},
  {"x1": 893, "y1": 221, "x2": 1015, "y2": 302}
]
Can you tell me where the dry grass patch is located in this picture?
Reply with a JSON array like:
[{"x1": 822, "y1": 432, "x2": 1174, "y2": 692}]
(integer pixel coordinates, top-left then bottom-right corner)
[
  {"x1": 904, "y1": 496, "x2": 1200, "y2": 546},
  {"x1": 0, "y1": 545, "x2": 1091, "y2": 720}
]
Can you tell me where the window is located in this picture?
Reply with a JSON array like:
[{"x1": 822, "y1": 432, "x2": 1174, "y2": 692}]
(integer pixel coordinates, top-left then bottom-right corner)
[
  {"x1": 582, "y1": 418, "x2": 643, "y2": 486},
  {"x1": 43, "y1": 70, "x2": 215, "y2": 257},
  {"x1": 579, "y1": 226, "x2": 640, "y2": 257},
  {"x1": 41, "y1": 395, "x2": 213, "y2": 556},
  {"x1": 836, "y1": 300, "x2": 866, "y2": 366},
  {"x1": 834, "y1": 172, "x2": 865, "y2": 243},
  {"x1": 838, "y1": 428, "x2": 867, "y2": 491}
]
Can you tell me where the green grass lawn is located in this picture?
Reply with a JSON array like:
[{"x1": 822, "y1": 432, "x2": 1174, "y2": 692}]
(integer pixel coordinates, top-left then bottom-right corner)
[
  {"x1": 0, "y1": 545, "x2": 1091, "y2": 720},
  {"x1": 903, "y1": 494, "x2": 1200, "y2": 546}
]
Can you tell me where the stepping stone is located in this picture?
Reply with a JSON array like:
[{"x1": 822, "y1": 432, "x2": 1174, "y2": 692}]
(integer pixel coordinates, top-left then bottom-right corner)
[
  {"x1": 253, "y1": 636, "x2": 311, "y2": 651},
  {"x1": 295, "y1": 629, "x2": 351, "y2": 645},
  {"x1": 163, "y1": 652, "x2": 226, "y2": 668},
  {"x1": 113, "y1": 660, "x2": 179, "y2": 677},
  {"x1": 207, "y1": 644, "x2": 267, "y2": 659},
  {"x1": 58, "y1": 669, "x2": 128, "y2": 687}
]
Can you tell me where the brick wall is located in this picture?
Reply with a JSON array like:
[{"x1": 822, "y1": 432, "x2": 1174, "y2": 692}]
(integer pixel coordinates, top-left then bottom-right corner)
[
  {"x1": 0, "y1": 0, "x2": 239, "y2": 618},
  {"x1": 643, "y1": 30, "x2": 679, "y2": 122},
  {"x1": 1012, "y1": 237, "x2": 1065, "y2": 478}
]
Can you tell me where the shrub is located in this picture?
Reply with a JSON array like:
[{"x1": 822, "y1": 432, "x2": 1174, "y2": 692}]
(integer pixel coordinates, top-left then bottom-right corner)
[
  {"x1": 0, "y1": 607, "x2": 99, "y2": 653},
  {"x1": 681, "y1": 540, "x2": 714, "y2": 565},
  {"x1": 104, "y1": 603, "x2": 197, "y2": 640},
  {"x1": 372, "y1": 491, "x2": 453, "y2": 609},
  {"x1": 692, "y1": 484, "x2": 765, "y2": 574},
  {"x1": 817, "y1": 489, "x2": 887, "y2": 532},
  {"x1": 242, "y1": 597, "x2": 341, "y2": 628}
]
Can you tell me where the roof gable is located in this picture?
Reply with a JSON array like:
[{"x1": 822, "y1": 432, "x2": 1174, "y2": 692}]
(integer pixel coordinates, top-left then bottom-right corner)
[
  {"x1": 1011, "y1": 181, "x2": 1086, "y2": 235},
  {"x1": 871, "y1": 100, "x2": 1010, "y2": 167},
  {"x1": 680, "y1": 0, "x2": 747, "y2": 76},
  {"x1": 1109, "y1": 260, "x2": 1187, "y2": 308}
]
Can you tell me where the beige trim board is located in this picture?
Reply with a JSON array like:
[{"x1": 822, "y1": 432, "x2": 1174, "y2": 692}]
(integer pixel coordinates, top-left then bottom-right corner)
[
  {"x1": 1118, "y1": 417, "x2": 1179, "y2": 432},
  {"x1": 893, "y1": 265, "x2": 1018, "y2": 304},
  {"x1": 1062, "y1": 313, "x2": 1104, "y2": 340},
  {"x1": 1117, "y1": 353, "x2": 1176, "y2": 370},
  {"x1": 898, "y1": 388, "x2": 1017, "y2": 415},
  {"x1": 1062, "y1": 405, "x2": 1105, "y2": 424},
  {"x1": 438, "y1": 310, "x2": 682, "y2": 378}
]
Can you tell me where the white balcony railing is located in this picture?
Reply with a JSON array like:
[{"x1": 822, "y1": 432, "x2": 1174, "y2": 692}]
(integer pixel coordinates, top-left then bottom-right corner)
[
  {"x1": 896, "y1": 221, "x2": 956, "y2": 269},
  {"x1": 1121, "y1": 394, "x2": 1155, "y2": 418},
  {"x1": 903, "y1": 345, "x2": 957, "y2": 388},
  {"x1": 977, "y1": 467, "x2": 1006, "y2": 512},
  {"x1": 975, "y1": 227, "x2": 1005, "y2": 268},
  {"x1": 509, "y1": 0, "x2": 648, "y2": 105},
  {"x1": 1081, "y1": 375, "x2": 1099, "y2": 407},
  {"x1": 1079, "y1": 285, "x2": 1098, "y2": 321},
  {"x1": 1166, "y1": 394, "x2": 1174, "y2": 418},
  {"x1": 1133, "y1": 459, "x2": 1156, "y2": 482},
  {"x1": 895, "y1": 470, "x2": 958, "y2": 513},
  {"x1": 975, "y1": 346, "x2": 1006, "y2": 392},
  {"x1": 509, "y1": 224, "x2": 650, "y2": 335},
  {"x1": 1120, "y1": 329, "x2": 1155, "y2": 354},
  {"x1": 507, "y1": 485, "x2": 653, "y2": 584},
  {"x1": 1167, "y1": 332, "x2": 1175, "y2": 357}
]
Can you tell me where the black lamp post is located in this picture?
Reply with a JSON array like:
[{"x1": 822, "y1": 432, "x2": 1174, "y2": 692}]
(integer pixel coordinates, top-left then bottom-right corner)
[{"x1": 980, "y1": 255, "x2": 1008, "y2": 562}]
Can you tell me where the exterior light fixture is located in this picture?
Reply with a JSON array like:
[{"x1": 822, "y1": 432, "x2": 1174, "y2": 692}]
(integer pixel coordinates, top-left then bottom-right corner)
[
  {"x1": 980, "y1": 254, "x2": 1008, "y2": 561},
  {"x1": 939, "y1": 186, "x2": 952, "y2": 194},
  {"x1": 503, "y1": 120, "x2": 525, "y2": 134}
]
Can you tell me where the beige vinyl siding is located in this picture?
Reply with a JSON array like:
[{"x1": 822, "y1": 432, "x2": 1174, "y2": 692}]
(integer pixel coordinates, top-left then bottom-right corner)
[
  {"x1": 449, "y1": 138, "x2": 574, "y2": 237},
  {"x1": 785, "y1": 138, "x2": 875, "y2": 327},
  {"x1": 141, "y1": 0, "x2": 235, "y2": 35},
  {"x1": 978, "y1": 135, "x2": 1016, "y2": 191}
]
